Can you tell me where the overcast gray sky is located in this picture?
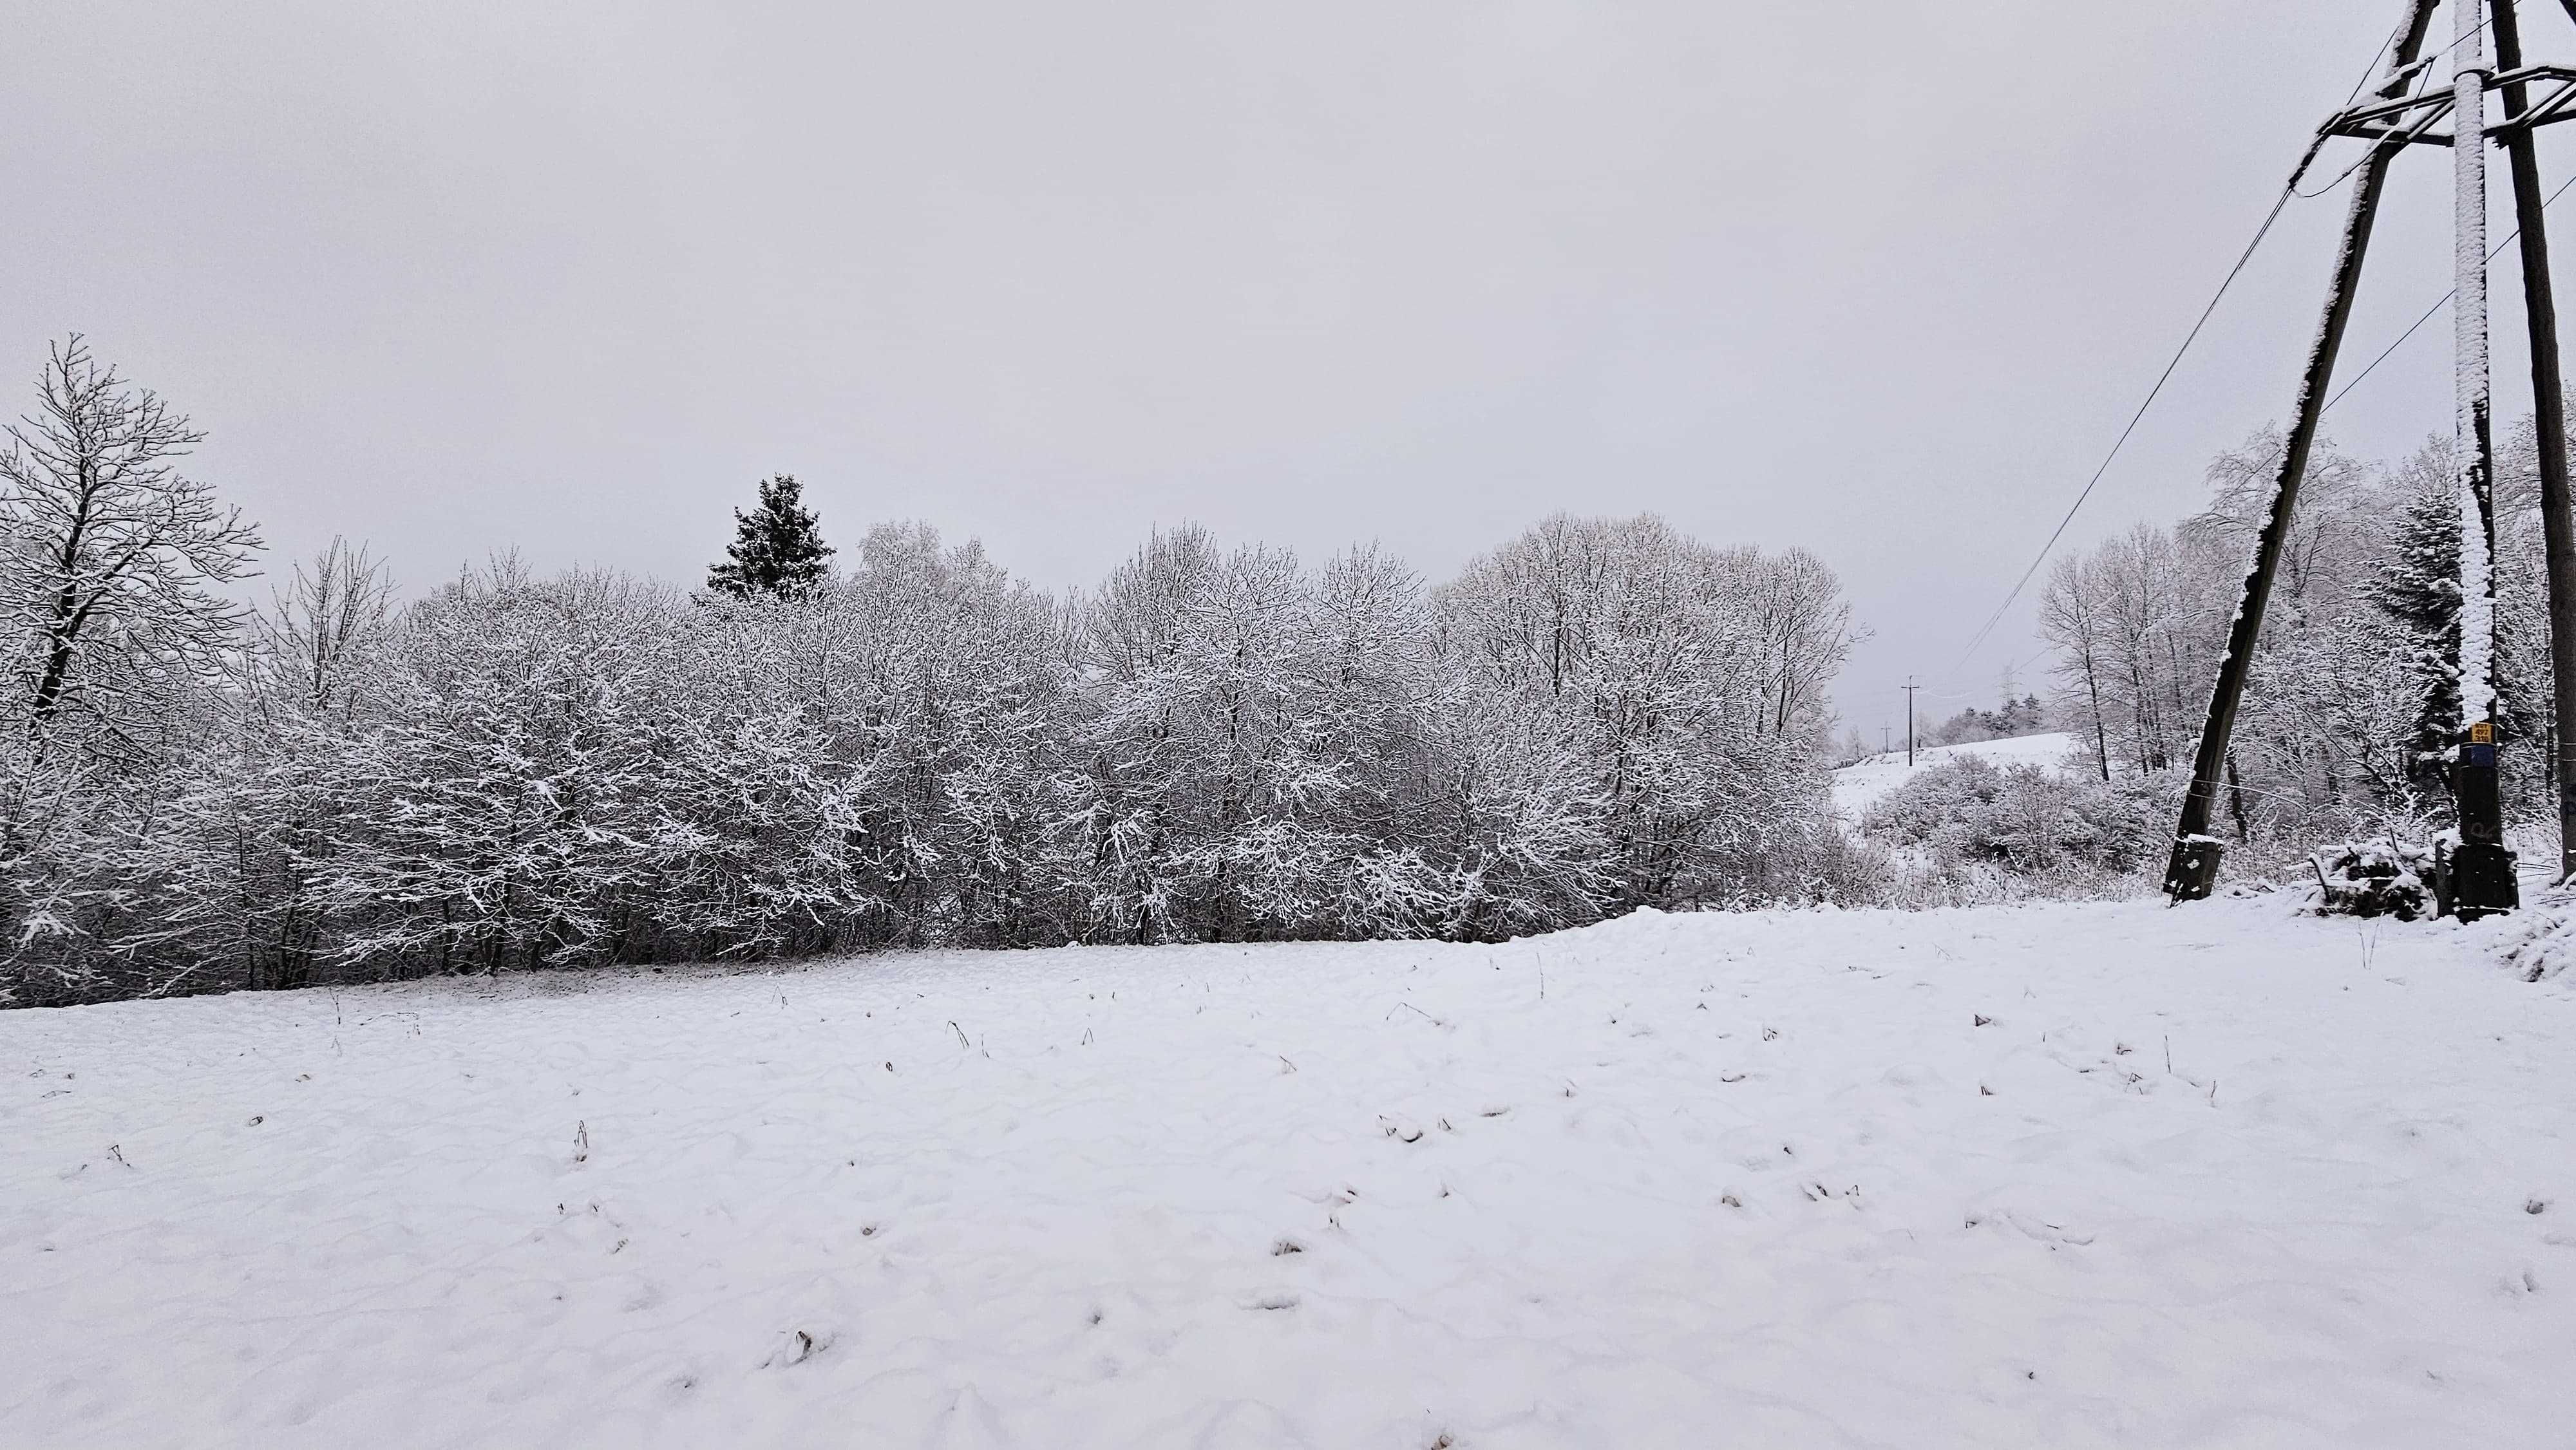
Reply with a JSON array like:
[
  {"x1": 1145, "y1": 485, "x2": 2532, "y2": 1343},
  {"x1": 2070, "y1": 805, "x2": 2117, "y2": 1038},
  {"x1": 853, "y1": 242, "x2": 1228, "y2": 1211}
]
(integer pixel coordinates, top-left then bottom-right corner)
[{"x1": 10, "y1": 1, "x2": 2575, "y2": 739}]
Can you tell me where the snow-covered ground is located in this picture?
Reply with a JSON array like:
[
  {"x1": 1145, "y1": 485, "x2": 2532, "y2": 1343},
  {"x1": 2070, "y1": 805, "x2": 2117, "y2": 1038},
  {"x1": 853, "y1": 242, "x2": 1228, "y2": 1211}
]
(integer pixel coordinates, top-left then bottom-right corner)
[
  {"x1": 1833, "y1": 730, "x2": 2081, "y2": 822},
  {"x1": 6, "y1": 897, "x2": 2572, "y2": 1449}
]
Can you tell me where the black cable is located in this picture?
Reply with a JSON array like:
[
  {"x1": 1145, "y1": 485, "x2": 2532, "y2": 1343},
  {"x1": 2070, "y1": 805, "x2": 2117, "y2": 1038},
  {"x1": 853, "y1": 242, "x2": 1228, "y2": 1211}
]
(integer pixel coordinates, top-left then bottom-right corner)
[
  {"x1": 2344, "y1": 15, "x2": 2401, "y2": 106},
  {"x1": 1949, "y1": 173, "x2": 2304, "y2": 670},
  {"x1": 2179, "y1": 168, "x2": 2576, "y2": 504},
  {"x1": 2291, "y1": 14, "x2": 2422, "y2": 198},
  {"x1": 2323, "y1": 170, "x2": 2576, "y2": 413},
  {"x1": 1962, "y1": 169, "x2": 2576, "y2": 689},
  {"x1": 1951, "y1": 15, "x2": 2514, "y2": 677}
]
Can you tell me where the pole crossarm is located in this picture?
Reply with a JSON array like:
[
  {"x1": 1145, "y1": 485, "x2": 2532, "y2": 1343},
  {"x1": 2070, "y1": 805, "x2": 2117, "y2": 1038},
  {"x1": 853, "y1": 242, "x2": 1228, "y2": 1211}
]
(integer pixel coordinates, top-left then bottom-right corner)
[{"x1": 2321, "y1": 63, "x2": 2576, "y2": 147}]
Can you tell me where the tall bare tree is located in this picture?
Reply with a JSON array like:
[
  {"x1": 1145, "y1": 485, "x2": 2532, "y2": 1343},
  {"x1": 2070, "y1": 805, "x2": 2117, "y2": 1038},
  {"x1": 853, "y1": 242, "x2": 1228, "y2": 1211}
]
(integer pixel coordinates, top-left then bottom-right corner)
[{"x1": 0, "y1": 336, "x2": 261, "y2": 759}]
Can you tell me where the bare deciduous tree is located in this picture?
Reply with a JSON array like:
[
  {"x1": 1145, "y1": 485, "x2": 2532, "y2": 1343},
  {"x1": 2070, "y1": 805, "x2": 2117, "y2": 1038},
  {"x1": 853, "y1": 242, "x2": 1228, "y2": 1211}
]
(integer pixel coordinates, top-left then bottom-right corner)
[{"x1": 0, "y1": 335, "x2": 261, "y2": 758}]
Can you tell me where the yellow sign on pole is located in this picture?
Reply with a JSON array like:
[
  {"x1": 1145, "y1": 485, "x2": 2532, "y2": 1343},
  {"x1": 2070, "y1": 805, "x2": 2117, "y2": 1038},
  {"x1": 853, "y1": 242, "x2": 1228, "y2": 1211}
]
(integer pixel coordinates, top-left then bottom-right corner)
[{"x1": 2470, "y1": 721, "x2": 2494, "y2": 744}]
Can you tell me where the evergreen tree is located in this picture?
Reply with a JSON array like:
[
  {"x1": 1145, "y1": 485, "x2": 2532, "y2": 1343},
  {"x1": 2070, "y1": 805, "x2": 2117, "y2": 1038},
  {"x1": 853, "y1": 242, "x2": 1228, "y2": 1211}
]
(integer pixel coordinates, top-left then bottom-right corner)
[
  {"x1": 2364, "y1": 481, "x2": 2499, "y2": 793},
  {"x1": 707, "y1": 474, "x2": 834, "y2": 599}
]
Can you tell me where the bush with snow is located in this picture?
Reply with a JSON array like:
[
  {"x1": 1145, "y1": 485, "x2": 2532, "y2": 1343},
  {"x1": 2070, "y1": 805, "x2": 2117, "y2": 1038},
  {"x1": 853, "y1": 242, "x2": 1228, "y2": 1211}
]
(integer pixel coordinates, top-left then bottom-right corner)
[
  {"x1": 0, "y1": 343, "x2": 1871, "y2": 1008},
  {"x1": 1858, "y1": 756, "x2": 2174, "y2": 893},
  {"x1": 2302, "y1": 838, "x2": 2434, "y2": 921},
  {"x1": 2502, "y1": 890, "x2": 2576, "y2": 981}
]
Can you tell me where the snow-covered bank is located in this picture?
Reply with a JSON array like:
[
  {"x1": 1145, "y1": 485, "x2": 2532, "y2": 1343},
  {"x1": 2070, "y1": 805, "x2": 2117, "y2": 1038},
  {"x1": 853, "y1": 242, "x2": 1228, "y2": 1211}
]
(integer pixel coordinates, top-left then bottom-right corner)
[
  {"x1": 6, "y1": 899, "x2": 2571, "y2": 1448},
  {"x1": 1832, "y1": 730, "x2": 2081, "y2": 822}
]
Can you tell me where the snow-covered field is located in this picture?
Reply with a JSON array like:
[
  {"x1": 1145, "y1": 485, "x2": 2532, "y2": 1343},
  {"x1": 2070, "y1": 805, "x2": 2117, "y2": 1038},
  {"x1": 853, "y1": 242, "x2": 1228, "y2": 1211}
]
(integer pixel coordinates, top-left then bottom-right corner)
[
  {"x1": 6, "y1": 897, "x2": 2572, "y2": 1449},
  {"x1": 1833, "y1": 730, "x2": 2081, "y2": 822}
]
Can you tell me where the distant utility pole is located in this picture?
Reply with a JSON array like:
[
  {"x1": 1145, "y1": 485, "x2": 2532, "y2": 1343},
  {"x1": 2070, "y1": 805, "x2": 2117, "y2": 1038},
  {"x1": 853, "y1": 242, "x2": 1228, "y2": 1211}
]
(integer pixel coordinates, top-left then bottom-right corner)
[
  {"x1": 2166, "y1": 0, "x2": 2575, "y2": 917},
  {"x1": 1902, "y1": 677, "x2": 1920, "y2": 767},
  {"x1": 1882, "y1": 724, "x2": 1892, "y2": 757}
]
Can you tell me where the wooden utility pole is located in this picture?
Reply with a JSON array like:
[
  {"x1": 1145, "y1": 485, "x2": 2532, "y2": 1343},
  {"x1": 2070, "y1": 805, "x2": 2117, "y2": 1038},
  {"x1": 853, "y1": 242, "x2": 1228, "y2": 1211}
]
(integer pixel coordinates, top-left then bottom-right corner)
[
  {"x1": 1902, "y1": 678, "x2": 1920, "y2": 766},
  {"x1": 2449, "y1": 0, "x2": 2518, "y2": 918},
  {"x1": 2164, "y1": 0, "x2": 2441, "y2": 901},
  {"x1": 2493, "y1": 0, "x2": 2576, "y2": 886},
  {"x1": 2167, "y1": 0, "x2": 2576, "y2": 908}
]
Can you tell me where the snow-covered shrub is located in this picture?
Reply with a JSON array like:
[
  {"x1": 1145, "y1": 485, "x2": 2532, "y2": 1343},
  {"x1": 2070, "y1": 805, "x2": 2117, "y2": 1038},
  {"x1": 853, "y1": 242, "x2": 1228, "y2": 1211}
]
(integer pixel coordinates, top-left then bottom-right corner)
[
  {"x1": 2501, "y1": 888, "x2": 2576, "y2": 982},
  {"x1": 1734, "y1": 822, "x2": 1933, "y2": 909},
  {"x1": 305, "y1": 561, "x2": 681, "y2": 973},
  {"x1": 0, "y1": 366, "x2": 1866, "y2": 1006},
  {"x1": 2302, "y1": 839, "x2": 2433, "y2": 920},
  {"x1": 1858, "y1": 757, "x2": 2175, "y2": 896},
  {"x1": 1432, "y1": 514, "x2": 1848, "y2": 920},
  {"x1": 1929, "y1": 695, "x2": 2046, "y2": 747},
  {"x1": 1057, "y1": 526, "x2": 1369, "y2": 943}
]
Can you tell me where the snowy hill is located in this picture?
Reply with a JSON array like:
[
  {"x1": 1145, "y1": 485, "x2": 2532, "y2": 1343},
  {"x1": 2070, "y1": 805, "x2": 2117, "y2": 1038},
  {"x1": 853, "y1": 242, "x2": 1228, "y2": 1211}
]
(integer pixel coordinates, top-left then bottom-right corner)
[
  {"x1": 1833, "y1": 730, "x2": 2082, "y2": 821},
  {"x1": 6, "y1": 898, "x2": 2571, "y2": 1447}
]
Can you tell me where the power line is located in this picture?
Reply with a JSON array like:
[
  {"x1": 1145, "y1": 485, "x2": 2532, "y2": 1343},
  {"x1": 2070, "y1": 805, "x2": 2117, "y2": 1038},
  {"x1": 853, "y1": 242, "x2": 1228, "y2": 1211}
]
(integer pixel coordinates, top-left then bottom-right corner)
[
  {"x1": 2323, "y1": 170, "x2": 2576, "y2": 413},
  {"x1": 1949, "y1": 173, "x2": 2306, "y2": 672},
  {"x1": 1955, "y1": 80, "x2": 2576, "y2": 676},
  {"x1": 2141, "y1": 170, "x2": 2576, "y2": 517},
  {"x1": 1909, "y1": 643, "x2": 2054, "y2": 705},
  {"x1": 1949, "y1": 20, "x2": 2453, "y2": 679},
  {"x1": 2342, "y1": 15, "x2": 2401, "y2": 107},
  {"x1": 1951, "y1": 170, "x2": 2576, "y2": 703}
]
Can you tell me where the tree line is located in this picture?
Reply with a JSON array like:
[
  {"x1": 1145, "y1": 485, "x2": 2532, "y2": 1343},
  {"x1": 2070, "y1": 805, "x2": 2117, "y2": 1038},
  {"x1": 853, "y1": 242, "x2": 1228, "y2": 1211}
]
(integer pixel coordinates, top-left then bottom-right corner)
[{"x1": 1, "y1": 339, "x2": 1862, "y2": 1006}]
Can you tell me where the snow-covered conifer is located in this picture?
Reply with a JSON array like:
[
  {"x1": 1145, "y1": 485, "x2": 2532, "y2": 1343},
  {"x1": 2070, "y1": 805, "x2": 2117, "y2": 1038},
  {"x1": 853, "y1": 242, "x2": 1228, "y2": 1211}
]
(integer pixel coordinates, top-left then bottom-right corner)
[{"x1": 706, "y1": 474, "x2": 835, "y2": 600}]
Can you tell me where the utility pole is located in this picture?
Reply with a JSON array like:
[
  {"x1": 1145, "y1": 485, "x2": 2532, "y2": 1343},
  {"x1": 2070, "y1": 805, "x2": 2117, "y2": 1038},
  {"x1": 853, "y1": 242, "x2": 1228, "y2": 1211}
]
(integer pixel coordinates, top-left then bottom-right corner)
[
  {"x1": 1882, "y1": 724, "x2": 1892, "y2": 757},
  {"x1": 2166, "y1": 0, "x2": 2576, "y2": 910},
  {"x1": 2492, "y1": 0, "x2": 2576, "y2": 887},
  {"x1": 2450, "y1": 0, "x2": 2518, "y2": 918},
  {"x1": 1902, "y1": 677, "x2": 1920, "y2": 766},
  {"x1": 2166, "y1": 1, "x2": 2439, "y2": 900}
]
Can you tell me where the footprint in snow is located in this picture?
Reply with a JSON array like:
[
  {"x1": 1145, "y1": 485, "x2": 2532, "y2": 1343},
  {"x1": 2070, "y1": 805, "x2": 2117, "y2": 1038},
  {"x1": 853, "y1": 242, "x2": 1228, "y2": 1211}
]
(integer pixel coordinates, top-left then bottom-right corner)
[{"x1": 1378, "y1": 1114, "x2": 1425, "y2": 1144}]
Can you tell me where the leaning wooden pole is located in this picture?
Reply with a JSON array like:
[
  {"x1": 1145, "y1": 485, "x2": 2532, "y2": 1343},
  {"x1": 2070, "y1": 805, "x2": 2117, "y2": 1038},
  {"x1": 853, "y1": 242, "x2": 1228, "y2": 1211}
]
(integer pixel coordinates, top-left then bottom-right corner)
[
  {"x1": 2493, "y1": 0, "x2": 2576, "y2": 886},
  {"x1": 2164, "y1": 0, "x2": 2441, "y2": 901}
]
